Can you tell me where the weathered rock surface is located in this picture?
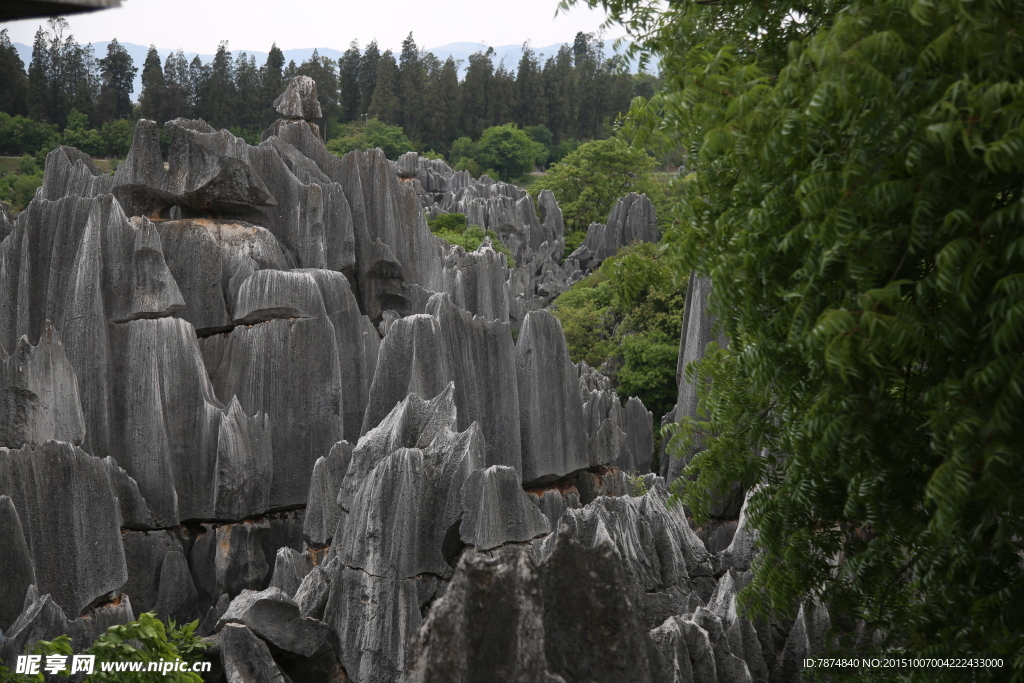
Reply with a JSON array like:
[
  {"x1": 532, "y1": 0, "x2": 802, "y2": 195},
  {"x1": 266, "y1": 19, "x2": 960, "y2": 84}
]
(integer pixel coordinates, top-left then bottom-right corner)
[
  {"x1": 217, "y1": 586, "x2": 332, "y2": 657},
  {"x1": 220, "y1": 622, "x2": 291, "y2": 683},
  {"x1": 542, "y1": 529, "x2": 667, "y2": 683},
  {"x1": 663, "y1": 274, "x2": 728, "y2": 483},
  {"x1": 0, "y1": 76, "x2": 789, "y2": 683},
  {"x1": 622, "y1": 396, "x2": 655, "y2": 473},
  {"x1": 103, "y1": 456, "x2": 156, "y2": 529},
  {"x1": 294, "y1": 566, "x2": 330, "y2": 620},
  {"x1": 515, "y1": 309, "x2": 588, "y2": 485},
  {"x1": 274, "y1": 75, "x2": 323, "y2": 120},
  {"x1": 0, "y1": 589, "x2": 71, "y2": 665},
  {"x1": 210, "y1": 269, "x2": 344, "y2": 508},
  {"x1": 0, "y1": 441, "x2": 127, "y2": 617},
  {"x1": 153, "y1": 550, "x2": 201, "y2": 624},
  {"x1": 303, "y1": 442, "x2": 352, "y2": 546},
  {"x1": 121, "y1": 529, "x2": 185, "y2": 616},
  {"x1": 0, "y1": 322, "x2": 85, "y2": 448},
  {"x1": 155, "y1": 218, "x2": 295, "y2": 334},
  {"x1": 527, "y1": 487, "x2": 582, "y2": 530},
  {"x1": 426, "y1": 293, "x2": 521, "y2": 472},
  {"x1": 268, "y1": 547, "x2": 312, "y2": 598},
  {"x1": 406, "y1": 548, "x2": 558, "y2": 683},
  {"x1": 460, "y1": 466, "x2": 551, "y2": 550},
  {"x1": 441, "y1": 242, "x2": 511, "y2": 323},
  {"x1": 0, "y1": 495, "x2": 35, "y2": 631},
  {"x1": 189, "y1": 519, "x2": 271, "y2": 612},
  {"x1": 569, "y1": 192, "x2": 660, "y2": 273}
]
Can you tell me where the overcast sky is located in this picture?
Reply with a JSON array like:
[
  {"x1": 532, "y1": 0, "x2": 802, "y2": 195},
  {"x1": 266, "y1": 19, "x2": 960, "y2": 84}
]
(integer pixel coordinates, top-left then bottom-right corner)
[{"x1": 2, "y1": 0, "x2": 615, "y2": 53}]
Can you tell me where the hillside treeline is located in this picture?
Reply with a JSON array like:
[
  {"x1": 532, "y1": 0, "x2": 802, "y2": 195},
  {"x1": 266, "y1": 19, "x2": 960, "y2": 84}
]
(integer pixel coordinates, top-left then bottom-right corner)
[{"x1": 0, "y1": 20, "x2": 656, "y2": 154}]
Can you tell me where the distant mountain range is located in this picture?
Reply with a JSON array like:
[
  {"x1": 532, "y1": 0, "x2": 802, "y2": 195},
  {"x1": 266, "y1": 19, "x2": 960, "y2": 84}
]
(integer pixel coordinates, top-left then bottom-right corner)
[{"x1": 11, "y1": 39, "x2": 653, "y2": 104}]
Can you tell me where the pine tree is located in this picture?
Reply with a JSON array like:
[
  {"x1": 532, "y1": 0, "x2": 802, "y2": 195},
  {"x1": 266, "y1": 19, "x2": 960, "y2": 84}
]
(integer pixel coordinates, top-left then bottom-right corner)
[
  {"x1": 162, "y1": 50, "x2": 191, "y2": 120},
  {"x1": 198, "y1": 42, "x2": 236, "y2": 128},
  {"x1": 515, "y1": 45, "x2": 546, "y2": 128},
  {"x1": 358, "y1": 41, "x2": 380, "y2": 117},
  {"x1": 489, "y1": 63, "x2": 516, "y2": 127},
  {"x1": 233, "y1": 52, "x2": 261, "y2": 130},
  {"x1": 367, "y1": 50, "x2": 399, "y2": 124},
  {"x1": 188, "y1": 55, "x2": 210, "y2": 121},
  {"x1": 572, "y1": 32, "x2": 601, "y2": 139},
  {"x1": 398, "y1": 33, "x2": 425, "y2": 141},
  {"x1": 461, "y1": 48, "x2": 494, "y2": 138},
  {"x1": 27, "y1": 18, "x2": 97, "y2": 127},
  {"x1": 543, "y1": 45, "x2": 576, "y2": 143},
  {"x1": 338, "y1": 41, "x2": 361, "y2": 122},
  {"x1": 0, "y1": 29, "x2": 28, "y2": 116},
  {"x1": 421, "y1": 56, "x2": 459, "y2": 152},
  {"x1": 261, "y1": 44, "x2": 285, "y2": 123},
  {"x1": 138, "y1": 45, "x2": 164, "y2": 121},
  {"x1": 96, "y1": 38, "x2": 136, "y2": 122}
]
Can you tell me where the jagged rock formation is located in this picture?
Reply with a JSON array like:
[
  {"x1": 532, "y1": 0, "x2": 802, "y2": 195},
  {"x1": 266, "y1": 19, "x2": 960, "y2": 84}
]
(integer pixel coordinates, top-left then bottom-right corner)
[
  {"x1": 569, "y1": 192, "x2": 661, "y2": 274},
  {"x1": 0, "y1": 76, "x2": 808, "y2": 683}
]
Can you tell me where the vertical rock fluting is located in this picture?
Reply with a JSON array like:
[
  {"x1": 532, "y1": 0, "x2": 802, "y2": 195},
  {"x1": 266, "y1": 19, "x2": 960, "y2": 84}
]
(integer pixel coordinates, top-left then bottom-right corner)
[
  {"x1": 0, "y1": 75, "x2": 787, "y2": 683},
  {"x1": 515, "y1": 309, "x2": 589, "y2": 485},
  {"x1": 0, "y1": 441, "x2": 127, "y2": 617}
]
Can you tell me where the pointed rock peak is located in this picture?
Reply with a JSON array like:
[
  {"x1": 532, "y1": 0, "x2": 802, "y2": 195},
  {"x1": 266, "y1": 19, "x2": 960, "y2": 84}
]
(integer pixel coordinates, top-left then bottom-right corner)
[
  {"x1": 415, "y1": 382, "x2": 458, "y2": 448},
  {"x1": 460, "y1": 465, "x2": 551, "y2": 551},
  {"x1": 274, "y1": 76, "x2": 322, "y2": 120}
]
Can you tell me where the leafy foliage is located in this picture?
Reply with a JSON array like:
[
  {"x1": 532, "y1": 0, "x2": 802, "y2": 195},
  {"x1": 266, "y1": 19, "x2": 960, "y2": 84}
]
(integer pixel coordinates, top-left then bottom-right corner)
[
  {"x1": 27, "y1": 612, "x2": 207, "y2": 681},
  {"x1": 427, "y1": 212, "x2": 516, "y2": 266},
  {"x1": 551, "y1": 242, "x2": 685, "y2": 425},
  {"x1": 326, "y1": 118, "x2": 415, "y2": 160},
  {"x1": 473, "y1": 124, "x2": 546, "y2": 181},
  {"x1": 531, "y1": 137, "x2": 662, "y2": 231},
  {"x1": 573, "y1": 0, "x2": 1024, "y2": 672}
]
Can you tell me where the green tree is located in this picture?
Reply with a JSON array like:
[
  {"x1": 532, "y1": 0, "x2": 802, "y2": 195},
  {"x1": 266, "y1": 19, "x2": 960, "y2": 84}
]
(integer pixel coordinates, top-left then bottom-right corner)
[
  {"x1": 398, "y1": 33, "x2": 425, "y2": 141},
  {"x1": 96, "y1": 39, "x2": 136, "y2": 122},
  {"x1": 524, "y1": 123, "x2": 554, "y2": 166},
  {"x1": 488, "y1": 64, "x2": 516, "y2": 130},
  {"x1": 338, "y1": 40, "x2": 361, "y2": 122},
  {"x1": 542, "y1": 46, "x2": 576, "y2": 143},
  {"x1": 515, "y1": 45, "x2": 547, "y2": 128},
  {"x1": 162, "y1": 50, "x2": 191, "y2": 121},
  {"x1": 138, "y1": 46, "x2": 164, "y2": 121},
  {"x1": 357, "y1": 41, "x2": 380, "y2": 117},
  {"x1": 326, "y1": 118, "x2": 414, "y2": 160},
  {"x1": 229, "y1": 53, "x2": 259, "y2": 131},
  {"x1": 532, "y1": 137, "x2": 660, "y2": 231},
  {"x1": 261, "y1": 43, "x2": 286, "y2": 123},
  {"x1": 30, "y1": 612, "x2": 207, "y2": 682},
  {"x1": 460, "y1": 48, "x2": 494, "y2": 139},
  {"x1": 195, "y1": 42, "x2": 235, "y2": 128},
  {"x1": 368, "y1": 50, "x2": 399, "y2": 125},
  {"x1": 550, "y1": 242, "x2": 684, "y2": 426},
  {"x1": 27, "y1": 18, "x2": 97, "y2": 127},
  {"x1": 474, "y1": 123, "x2": 544, "y2": 181},
  {"x1": 421, "y1": 56, "x2": 459, "y2": 152},
  {"x1": 0, "y1": 29, "x2": 28, "y2": 116},
  {"x1": 187, "y1": 55, "x2": 208, "y2": 115},
  {"x1": 571, "y1": 0, "x2": 1024, "y2": 673}
]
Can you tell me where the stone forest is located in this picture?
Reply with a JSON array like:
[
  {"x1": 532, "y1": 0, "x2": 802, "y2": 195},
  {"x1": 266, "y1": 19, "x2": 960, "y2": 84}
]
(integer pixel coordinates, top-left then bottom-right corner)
[{"x1": 0, "y1": 74, "x2": 804, "y2": 682}]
